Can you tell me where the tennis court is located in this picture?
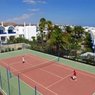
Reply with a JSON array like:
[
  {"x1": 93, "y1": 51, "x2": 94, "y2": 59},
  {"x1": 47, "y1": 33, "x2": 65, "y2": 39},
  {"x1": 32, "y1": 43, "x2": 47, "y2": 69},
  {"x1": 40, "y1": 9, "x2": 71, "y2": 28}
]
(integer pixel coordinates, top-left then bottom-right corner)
[{"x1": 0, "y1": 53, "x2": 95, "y2": 95}]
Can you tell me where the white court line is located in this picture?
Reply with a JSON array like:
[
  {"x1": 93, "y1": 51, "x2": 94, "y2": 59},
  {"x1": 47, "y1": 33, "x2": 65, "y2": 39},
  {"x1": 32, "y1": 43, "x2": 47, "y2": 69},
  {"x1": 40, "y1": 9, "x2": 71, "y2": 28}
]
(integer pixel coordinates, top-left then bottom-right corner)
[
  {"x1": 0, "y1": 61, "x2": 18, "y2": 72},
  {"x1": 0, "y1": 60, "x2": 43, "y2": 95},
  {"x1": 40, "y1": 68, "x2": 73, "y2": 88},
  {"x1": 0, "y1": 59, "x2": 21, "y2": 66},
  {"x1": 0, "y1": 54, "x2": 29, "y2": 60},
  {"x1": 8, "y1": 58, "x2": 44, "y2": 72},
  {"x1": 54, "y1": 63, "x2": 95, "y2": 79},
  {"x1": 27, "y1": 54, "x2": 95, "y2": 78},
  {"x1": 0, "y1": 88, "x2": 7, "y2": 95},
  {"x1": 54, "y1": 63, "x2": 73, "y2": 71},
  {"x1": 20, "y1": 79, "x2": 43, "y2": 95},
  {"x1": 10, "y1": 58, "x2": 57, "y2": 74},
  {"x1": 0, "y1": 61, "x2": 58, "y2": 95},
  {"x1": 0, "y1": 54, "x2": 31, "y2": 66},
  {"x1": 40, "y1": 69, "x2": 63, "y2": 79},
  {"x1": 9, "y1": 61, "x2": 22, "y2": 66},
  {"x1": 92, "y1": 92, "x2": 95, "y2": 95},
  {"x1": 27, "y1": 54, "x2": 95, "y2": 77},
  {"x1": 2, "y1": 57, "x2": 95, "y2": 95},
  {"x1": 8, "y1": 61, "x2": 43, "y2": 95},
  {"x1": 0, "y1": 58, "x2": 73, "y2": 93},
  {"x1": 27, "y1": 54, "x2": 57, "y2": 63},
  {"x1": 21, "y1": 73, "x2": 58, "y2": 95},
  {"x1": 47, "y1": 73, "x2": 72, "y2": 88},
  {"x1": 7, "y1": 57, "x2": 33, "y2": 66}
]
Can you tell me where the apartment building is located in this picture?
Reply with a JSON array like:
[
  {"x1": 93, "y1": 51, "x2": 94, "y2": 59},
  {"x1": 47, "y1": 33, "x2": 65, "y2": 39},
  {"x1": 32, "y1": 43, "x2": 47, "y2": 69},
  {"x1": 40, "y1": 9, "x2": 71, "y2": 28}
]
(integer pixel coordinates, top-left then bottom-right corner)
[
  {"x1": 0, "y1": 22, "x2": 37, "y2": 44},
  {"x1": 84, "y1": 26, "x2": 95, "y2": 52}
]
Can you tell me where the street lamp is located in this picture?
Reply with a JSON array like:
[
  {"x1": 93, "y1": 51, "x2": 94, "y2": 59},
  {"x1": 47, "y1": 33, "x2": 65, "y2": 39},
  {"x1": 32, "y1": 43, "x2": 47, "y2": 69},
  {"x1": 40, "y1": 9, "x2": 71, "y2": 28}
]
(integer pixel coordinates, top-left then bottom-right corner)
[
  {"x1": 92, "y1": 45, "x2": 95, "y2": 64},
  {"x1": 0, "y1": 41, "x2": 1, "y2": 51},
  {"x1": 92, "y1": 45, "x2": 95, "y2": 53}
]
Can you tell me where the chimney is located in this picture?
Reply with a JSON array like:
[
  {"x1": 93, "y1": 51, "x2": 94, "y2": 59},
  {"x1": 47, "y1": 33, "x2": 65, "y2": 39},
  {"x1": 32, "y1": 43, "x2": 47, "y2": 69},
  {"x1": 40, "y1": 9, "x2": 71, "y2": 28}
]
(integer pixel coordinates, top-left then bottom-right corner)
[
  {"x1": 29, "y1": 23, "x2": 31, "y2": 26},
  {"x1": 1, "y1": 22, "x2": 3, "y2": 26},
  {"x1": 24, "y1": 22, "x2": 26, "y2": 27}
]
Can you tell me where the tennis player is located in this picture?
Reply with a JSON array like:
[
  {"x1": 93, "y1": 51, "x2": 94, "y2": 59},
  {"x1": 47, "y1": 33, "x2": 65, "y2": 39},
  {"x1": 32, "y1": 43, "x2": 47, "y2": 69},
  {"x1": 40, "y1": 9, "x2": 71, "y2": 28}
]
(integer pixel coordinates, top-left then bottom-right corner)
[
  {"x1": 22, "y1": 56, "x2": 25, "y2": 63},
  {"x1": 72, "y1": 70, "x2": 77, "y2": 80}
]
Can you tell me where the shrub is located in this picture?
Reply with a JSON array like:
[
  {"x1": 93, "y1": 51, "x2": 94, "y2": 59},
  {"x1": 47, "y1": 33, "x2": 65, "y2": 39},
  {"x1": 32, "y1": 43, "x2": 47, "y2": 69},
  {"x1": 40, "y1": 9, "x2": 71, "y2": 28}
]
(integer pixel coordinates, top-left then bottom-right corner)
[
  {"x1": 12, "y1": 48, "x2": 14, "y2": 51},
  {"x1": 7, "y1": 48, "x2": 11, "y2": 51},
  {"x1": 18, "y1": 47, "x2": 22, "y2": 50},
  {"x1": 5, "y1": 48, "x2": 8, "y2": 52},
  {"x1": 1, "y1": 50, "x2": 4, "y2": 53}
]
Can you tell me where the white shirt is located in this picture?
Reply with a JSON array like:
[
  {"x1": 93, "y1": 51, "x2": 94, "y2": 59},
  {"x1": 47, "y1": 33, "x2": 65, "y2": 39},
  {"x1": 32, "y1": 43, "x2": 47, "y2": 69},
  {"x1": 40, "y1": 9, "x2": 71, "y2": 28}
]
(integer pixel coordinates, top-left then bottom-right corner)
[{"x1": 22, "y1": 57, "x2": 25, "y2": 62}]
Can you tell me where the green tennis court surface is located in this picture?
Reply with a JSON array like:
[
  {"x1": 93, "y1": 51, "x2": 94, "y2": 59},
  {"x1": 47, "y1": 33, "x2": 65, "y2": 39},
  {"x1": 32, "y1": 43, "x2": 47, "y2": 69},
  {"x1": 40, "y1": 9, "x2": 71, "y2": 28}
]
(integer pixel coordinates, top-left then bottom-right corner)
[{"x1": 0, "y1": 49, "x2": 95, "y2": 95}]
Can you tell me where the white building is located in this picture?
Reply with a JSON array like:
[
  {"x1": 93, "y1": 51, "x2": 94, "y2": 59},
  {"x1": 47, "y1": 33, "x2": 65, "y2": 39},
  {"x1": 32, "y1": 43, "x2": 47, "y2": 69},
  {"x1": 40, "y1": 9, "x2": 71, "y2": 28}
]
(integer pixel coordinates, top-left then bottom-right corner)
[
  {"x1": 83, "y1": 26, "x2": 95, "y2": 52},
  {"x1": 0, "y1": 22, "x2": 37, "y2": 44}
]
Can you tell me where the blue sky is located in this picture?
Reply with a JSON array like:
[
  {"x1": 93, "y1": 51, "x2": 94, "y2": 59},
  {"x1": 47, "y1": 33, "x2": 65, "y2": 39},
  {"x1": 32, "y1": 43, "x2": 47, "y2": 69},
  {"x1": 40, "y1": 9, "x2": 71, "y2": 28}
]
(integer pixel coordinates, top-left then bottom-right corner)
[{"x1": 0, "y1": 0, "x2": 95, "y2": 26}]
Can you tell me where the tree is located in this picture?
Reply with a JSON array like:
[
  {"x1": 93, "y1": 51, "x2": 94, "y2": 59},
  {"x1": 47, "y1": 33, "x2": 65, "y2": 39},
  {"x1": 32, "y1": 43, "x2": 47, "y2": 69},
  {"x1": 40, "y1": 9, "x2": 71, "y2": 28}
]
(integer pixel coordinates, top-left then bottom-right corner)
[
  {"x1": 84, "y1": 32, "x2": 92, "y2": 52},
  {"x1": 48, "y1": 25, "x2": 66, "y2": 56},
  {"x1": 65, "y1": 26, "x2": 73, "y2": 34},
  {"x1": 46, "y1": 20, "x2": 53, "y2": 40},
  {"x1": 72, "y1": 26, "x2": 84, "y2": 39},
  {"x1": 39, "y1": 18, "x2": 46, "y2": 44},
  {"x1": 31, "y1": 36, "x2": 36, "y2": 43}
]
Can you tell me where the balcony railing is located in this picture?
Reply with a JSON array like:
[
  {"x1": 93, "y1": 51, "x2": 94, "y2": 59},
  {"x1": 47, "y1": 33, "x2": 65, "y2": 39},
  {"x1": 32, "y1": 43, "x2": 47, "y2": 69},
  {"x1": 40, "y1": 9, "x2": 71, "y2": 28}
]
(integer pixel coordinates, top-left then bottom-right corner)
[
  {"x1": 0, "y1": 32, "x2": 6, "y2": 34},
  {"x1": 8, "y1": 32, "x2": 16, "y2": 34},
  {"x1": 8, "y1": 30, "x2": 16, "y2": 34}
]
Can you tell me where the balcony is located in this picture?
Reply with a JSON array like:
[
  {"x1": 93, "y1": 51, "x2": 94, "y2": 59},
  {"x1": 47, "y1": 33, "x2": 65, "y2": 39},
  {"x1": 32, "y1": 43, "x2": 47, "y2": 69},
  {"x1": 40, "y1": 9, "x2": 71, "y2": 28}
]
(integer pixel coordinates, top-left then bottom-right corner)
[
  {"x1": 0, "y1": 32, "x2": 6, "y2": 34},
  {"x1": 8, "y1": 30, "x2": 16, "y2": 34},
  {"x1": 0, "y1": 30, "x2": 6, "y2": 34},
  {"x1": 0, "y1": 26, "x2": 6, "y2": 34}
]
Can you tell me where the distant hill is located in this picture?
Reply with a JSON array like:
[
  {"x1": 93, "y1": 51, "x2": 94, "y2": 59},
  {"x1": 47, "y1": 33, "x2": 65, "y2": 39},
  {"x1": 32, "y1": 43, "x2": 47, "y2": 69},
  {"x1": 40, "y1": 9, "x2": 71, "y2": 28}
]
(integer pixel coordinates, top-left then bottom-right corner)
[
  {"x1": 0, "y1": 22, "x2": 36, "y2": 26},
  {"x1": 0, "y1": 22, "x2": 17, "y2": 26}
]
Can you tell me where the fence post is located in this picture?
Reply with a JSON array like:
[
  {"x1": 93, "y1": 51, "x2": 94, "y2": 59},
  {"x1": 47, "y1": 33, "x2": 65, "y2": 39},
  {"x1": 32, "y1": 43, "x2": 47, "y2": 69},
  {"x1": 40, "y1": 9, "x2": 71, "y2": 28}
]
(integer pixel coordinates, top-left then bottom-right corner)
[
  {"x1": 18, "y1": 74, "x2": 21, "y2": 95},
  {"x1": 35, "y1": 86, "x2": 37, "y2": 95},
  {"x1": 6, "y1": 69, "x2": 10, "y2": 95},
  {"x1": 58, "y1": 51, "x2": 60, "y2": 61},
  {"x1": 0, "y1": 71, "x2": 2, "y2": 89}
]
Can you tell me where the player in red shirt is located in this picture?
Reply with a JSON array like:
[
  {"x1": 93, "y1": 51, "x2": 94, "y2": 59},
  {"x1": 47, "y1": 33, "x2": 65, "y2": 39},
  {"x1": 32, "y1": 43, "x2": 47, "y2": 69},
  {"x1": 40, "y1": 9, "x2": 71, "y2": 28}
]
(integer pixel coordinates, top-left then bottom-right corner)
[{"x1": 72, "y1": 70, "x2": 77, "y2": 80}]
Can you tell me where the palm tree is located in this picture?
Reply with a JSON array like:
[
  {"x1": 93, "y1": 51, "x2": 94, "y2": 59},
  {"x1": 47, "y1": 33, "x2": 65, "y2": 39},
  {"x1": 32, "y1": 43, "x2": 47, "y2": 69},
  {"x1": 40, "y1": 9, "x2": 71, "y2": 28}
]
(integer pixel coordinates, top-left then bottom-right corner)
[
  {"x1": 46, "y1": 20, "x2": 53, "y2": 40},
  {"x1": 47, "y1": 20, "x2": 53, "y2": 31},
  {"x1": 48, "y1": 25, "x2": 66, "y2": 57},
  {"x1": 39, "y1": 18, "x2": 46, "y2": 44},
  {"x1": 38, "y1": 18, "x2": 54, "y2": 44}
]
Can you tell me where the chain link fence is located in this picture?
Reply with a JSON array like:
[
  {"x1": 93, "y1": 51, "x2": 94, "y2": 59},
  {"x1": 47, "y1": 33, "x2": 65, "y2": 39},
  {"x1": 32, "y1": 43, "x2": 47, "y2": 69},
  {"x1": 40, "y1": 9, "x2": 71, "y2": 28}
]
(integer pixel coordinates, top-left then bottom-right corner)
[{"x1": 0, "y1": 65, "x2": 41, "y2": 95}]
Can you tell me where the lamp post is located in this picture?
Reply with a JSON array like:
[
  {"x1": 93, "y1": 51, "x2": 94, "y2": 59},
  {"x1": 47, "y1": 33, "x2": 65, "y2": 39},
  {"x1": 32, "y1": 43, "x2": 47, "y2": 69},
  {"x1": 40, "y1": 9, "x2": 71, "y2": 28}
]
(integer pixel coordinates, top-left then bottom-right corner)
[
  {"x1": 0, "y1": 41, "x2": 1, "y2": 52},
  {"x1": 94, "y1": 45, "x2": 95, "y2": 53},
  {"x1": 93, "y1": 45, "x2": 95, "y2": 63},
  {"x1": 92, "y1": 45, "x2": 95, "y2": 64}
]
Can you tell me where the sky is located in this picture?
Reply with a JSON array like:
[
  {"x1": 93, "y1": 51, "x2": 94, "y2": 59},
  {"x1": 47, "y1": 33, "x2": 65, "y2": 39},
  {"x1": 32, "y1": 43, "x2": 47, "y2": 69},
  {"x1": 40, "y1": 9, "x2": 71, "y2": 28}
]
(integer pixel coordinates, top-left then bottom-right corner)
[{"x1": 0, "y1": 0, "x2": 95, "y2": 26}]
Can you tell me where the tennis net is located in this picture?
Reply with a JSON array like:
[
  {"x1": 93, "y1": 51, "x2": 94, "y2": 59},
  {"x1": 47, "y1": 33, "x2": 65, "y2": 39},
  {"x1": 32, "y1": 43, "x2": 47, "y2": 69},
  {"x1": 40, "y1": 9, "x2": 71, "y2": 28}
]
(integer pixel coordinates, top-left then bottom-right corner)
[{"x1": 13, "y1": 58, "x2": 58, "y2": 74}]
